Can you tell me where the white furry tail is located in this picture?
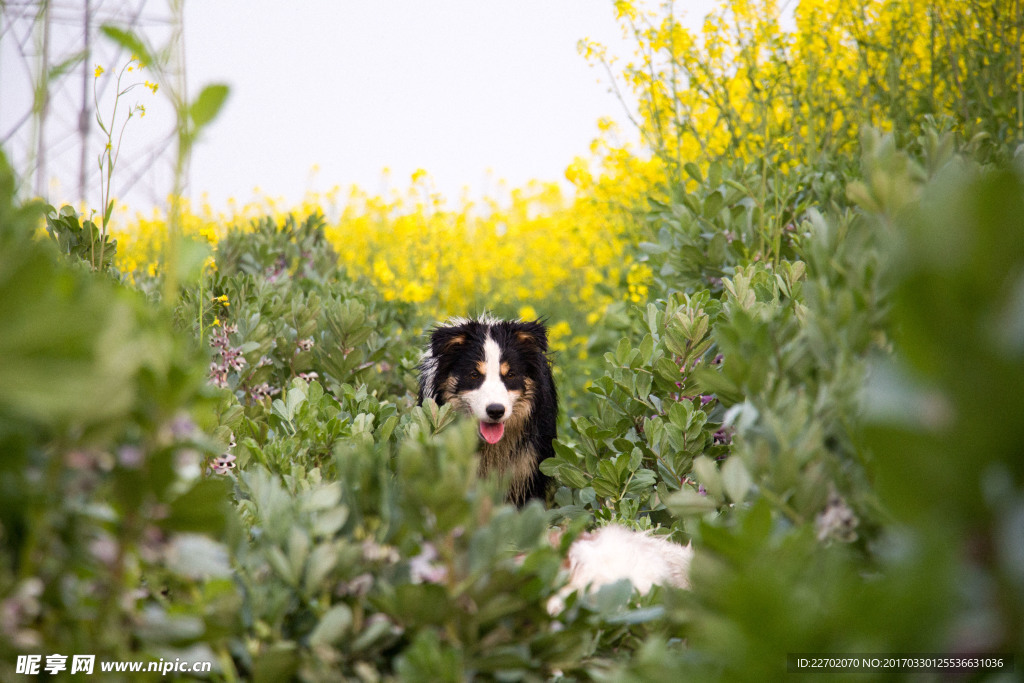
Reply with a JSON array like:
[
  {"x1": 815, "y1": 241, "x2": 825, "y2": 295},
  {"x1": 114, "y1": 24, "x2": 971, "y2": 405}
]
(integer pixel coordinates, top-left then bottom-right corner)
[{"x1": 547, "y1": 524, "x2": 693, "y2": 614}]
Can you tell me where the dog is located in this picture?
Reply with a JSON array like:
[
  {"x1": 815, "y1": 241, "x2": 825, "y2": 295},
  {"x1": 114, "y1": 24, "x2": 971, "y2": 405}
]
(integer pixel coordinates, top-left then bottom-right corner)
[
  {"x1": 417, "y1": 315, "x2": 557, "y2": 506},
  {"x1": 417, "y1": 315, "x2": 693, "y2": 604}
]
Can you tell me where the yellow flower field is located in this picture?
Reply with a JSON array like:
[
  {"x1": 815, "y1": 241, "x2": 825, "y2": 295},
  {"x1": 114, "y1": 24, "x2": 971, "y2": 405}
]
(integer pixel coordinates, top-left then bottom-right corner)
[
  {"x1": 105, "y1": 0, "x2": 1019, "y2": 338},
  {"x1": 110, "y1": 169, "x2": 639, "y2": 327}
]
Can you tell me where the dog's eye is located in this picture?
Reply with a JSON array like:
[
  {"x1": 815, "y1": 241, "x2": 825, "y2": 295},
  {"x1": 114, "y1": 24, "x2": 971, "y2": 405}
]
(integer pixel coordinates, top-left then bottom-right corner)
[
  {"x1": 470, "y1": 370, "x2": 481, "y2": 379},
  {"x1": 505, "y1": 370, "x2": 515, "y2": 379}
]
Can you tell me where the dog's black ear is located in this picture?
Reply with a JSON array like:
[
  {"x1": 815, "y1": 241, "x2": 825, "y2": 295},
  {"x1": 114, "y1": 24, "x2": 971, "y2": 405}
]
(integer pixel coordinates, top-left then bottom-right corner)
[
  {"x1": 515, "y1": 320, "x2": 549, "y2": 353},
  {"x1": 430, "y1": 324, "x2": 468, "y2": 355}
]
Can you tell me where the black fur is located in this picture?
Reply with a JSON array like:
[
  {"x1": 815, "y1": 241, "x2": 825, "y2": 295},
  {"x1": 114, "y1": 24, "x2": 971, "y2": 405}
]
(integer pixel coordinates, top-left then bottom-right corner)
[{"x1": 417, "y1": 317, "x2": 557, "y2": 506}]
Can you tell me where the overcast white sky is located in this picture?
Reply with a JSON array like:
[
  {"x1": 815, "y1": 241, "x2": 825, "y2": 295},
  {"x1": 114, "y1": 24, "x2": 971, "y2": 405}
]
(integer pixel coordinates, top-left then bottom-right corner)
[{"x1": 2, "y1": 1, "x2": 722, "y2": 212}]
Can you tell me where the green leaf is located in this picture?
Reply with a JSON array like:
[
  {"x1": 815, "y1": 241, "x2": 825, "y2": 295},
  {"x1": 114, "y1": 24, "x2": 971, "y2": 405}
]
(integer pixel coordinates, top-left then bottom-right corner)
[
  {"x1": 654, "y1": 356, "x2": 682, "y2": 384},
  {"x1": 703, "y1": 190, "x2": 724, "y2": 219},
  {"x1": 605, "y1": 605, "x2": 666, "y2": 624},
  {"x1": 305, "y1": 544, "x2": 340, "y2": 589},
  {"x1": 174, "y1": 234, "x2": 212, "y2": 285},
  {"x1": 100, "y1": 25, "x2": 158, "y2": 69},
  {"x1": 693, "y1": 455, "x2": 722, "y2": 495},
  {"x1": 308, "y1": 604, "x2": 353, "y2": 647},
  {"x1": 305, "y1": 482, "x2": 342, "y2": 511},
  {"x1": 165, "y1": 533, "x2": 232, "y2": 579},
  {"x1": 722, "y1": 456, "x2": 753, "y2": 503},
  {"x1": 625, "y1": 468, "x2": 657, "y2": 495},
  {"x1": 189, "y1": 84, "x2": 230, "y2": 130},
  {"x1": 614, "y1": 336, "x2": 631, "y2": 365},
  {"x1": 635, "y1": 370, "x2": 653, "y2": 399},
  {"x1": 251, "y1": 643, "x2": 299, "y2": 683},
  {"x1": 164, "y1": 478, "x2": 231, "y2": 535},
  {"x1": 590, "y1": 579, "x2": 634, "y2": 614},
  {"x1": 376, "y1": 414, "x2": 399, "y2": 442},
  {"x1": 665, "y1": 488, "x2": 718, "y2": 516},
  {"x1": 639, "y1": 334, "x2": 655, "y2": 364},
  {"x1": 312, "y1": 506, "x2": 348, "y2": 538},
  {"x1": 540, "y1": 459, "x2": 589, "y2": 489},
  {"x1": 47, "y1": 51, "x2": 86, "y2": 81}
]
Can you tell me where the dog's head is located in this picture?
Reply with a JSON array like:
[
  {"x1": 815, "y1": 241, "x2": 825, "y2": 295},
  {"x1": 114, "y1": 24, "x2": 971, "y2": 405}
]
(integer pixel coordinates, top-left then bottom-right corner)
[{"x1": 420, "y1": 317, "x2": 549, "y2": 444}]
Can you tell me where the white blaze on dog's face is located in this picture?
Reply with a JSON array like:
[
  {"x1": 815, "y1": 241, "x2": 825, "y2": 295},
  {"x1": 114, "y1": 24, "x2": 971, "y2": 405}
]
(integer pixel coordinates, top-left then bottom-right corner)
[
  {"x1": 464, "y1": 335, "x2": 516, "y2": 444},
  {"x1": 424, "y1": 318, "x2": 539, "y2": 447}
]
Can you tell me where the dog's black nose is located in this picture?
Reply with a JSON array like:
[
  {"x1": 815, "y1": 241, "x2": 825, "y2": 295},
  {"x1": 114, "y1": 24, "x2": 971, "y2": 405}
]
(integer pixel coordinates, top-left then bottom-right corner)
[{"x1": 486, "y1": 404, "x2": 505, "y2": 420}]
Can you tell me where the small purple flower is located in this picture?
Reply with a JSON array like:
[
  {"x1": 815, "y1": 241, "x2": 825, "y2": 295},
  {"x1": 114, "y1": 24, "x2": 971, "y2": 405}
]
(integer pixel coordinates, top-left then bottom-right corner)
[
  {"x1": 409, "y1": 543, "x2": 447, "y2": 584},
  {"x1": 209, "y1": 325, "x2": 248, "y2": 388},
  {"x1": 816, "y1": 486, "x2": 859, "y2": 543},
  {"x1": 297, "y1": 372, "x2": 319, "y2": 382},
  {"x1": 296, "y1": 337, "x2": 314, "y2": 352},
  {"x1": 265, "y1": 257, "x2": 288, "y2": 283},
  {"x1": 250, "y1": 383, "x2": 279, "y2": 402},
  {"x1": 337, "y1": 573, "x2": 374, "y2": 597},
  {"x1": 169, "y1": 413, "x2": 197, "y2": 439},
  {"x1": 210, "y1": 329, "x2": 229, "y2": 350},
  {"x1": 210, "y1": 453, "x2": 236, "y2": 475},
  {"x1": 118, "y1": 445, "x2": 144, "y2": 468},
  {"x1": 209, "y1": 362, "x2": 228, "y2": 388}
]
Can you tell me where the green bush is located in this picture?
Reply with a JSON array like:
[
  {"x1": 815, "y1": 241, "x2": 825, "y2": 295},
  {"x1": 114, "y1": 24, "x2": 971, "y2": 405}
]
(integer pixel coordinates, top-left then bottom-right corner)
[
  {"x1": 5, "y1": 15, "x2": 1024, "y2": 668},
  {"x1": 0, "y1": 151, "x2": 235, "y2": 679},
  {"x1": 5, "y1": 132, "x2": 1024, "y2": 679}
]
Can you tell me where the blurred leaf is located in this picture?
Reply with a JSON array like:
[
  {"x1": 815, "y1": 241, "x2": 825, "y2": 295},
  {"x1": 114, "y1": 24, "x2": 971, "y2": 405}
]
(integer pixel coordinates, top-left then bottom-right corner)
[
  {"x1": 165, "y1": 533, "x2": 232, "y2": 579},
  {"x1": 100, "y1": 25, "x2": 158, "y2": 69},
  {"x1": 164, "y1": 477, "x2": 231, "y2": 535},
  {"x1": 665, "y1": 489, "x2": 718, "y2": 516},
  {"x1": 252, "y1": 643, "x2": 299, "y2": 683},
  {"x1": 189, "y1": 83, "x2": 230, "y2": 131},
  {"x1": 721, "y1": 456, "x2": 752, "y2": 503},
  {"x1": 308, "y1": 604, "x2": 353, "y2": 647}
]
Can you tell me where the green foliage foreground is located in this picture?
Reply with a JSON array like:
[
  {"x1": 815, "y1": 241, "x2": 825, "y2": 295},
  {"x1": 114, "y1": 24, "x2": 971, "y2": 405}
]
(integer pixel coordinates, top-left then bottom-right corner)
[{"x1": 2, "y1": 128, "x2": 1024, "y2": 681}]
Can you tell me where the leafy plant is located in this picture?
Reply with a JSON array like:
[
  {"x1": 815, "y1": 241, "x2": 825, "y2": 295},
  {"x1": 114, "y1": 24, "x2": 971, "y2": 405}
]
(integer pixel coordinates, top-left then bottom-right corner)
[
  {"x1": 5, "y1": 1, "x2": 1024, "y2": 679},
  {"x1": 91, "y1": 55, "x2": 156, "y2": 269},
  {"x1": 44, "y1": 204, "x2": 118, "y2": 272},
  {"x1": 100, "y1": 16, "x2": 230, "y2": 300},
  {"x1": 0, "y1": 151, "x2": 236, "y2": 679}
]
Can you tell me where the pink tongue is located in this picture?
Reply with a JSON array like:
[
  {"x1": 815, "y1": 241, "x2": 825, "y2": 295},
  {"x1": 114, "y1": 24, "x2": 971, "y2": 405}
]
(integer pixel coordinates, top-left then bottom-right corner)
[{"x1": 479, "y1": 421, "x2": 505, "y2": 444}]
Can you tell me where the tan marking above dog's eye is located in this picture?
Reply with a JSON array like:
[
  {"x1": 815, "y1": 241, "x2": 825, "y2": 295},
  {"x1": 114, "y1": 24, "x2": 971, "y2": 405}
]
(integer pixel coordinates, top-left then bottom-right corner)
[{"x1": 444, "y1": 335, "x2": 466, "y2": 350}]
